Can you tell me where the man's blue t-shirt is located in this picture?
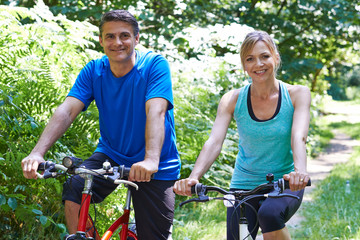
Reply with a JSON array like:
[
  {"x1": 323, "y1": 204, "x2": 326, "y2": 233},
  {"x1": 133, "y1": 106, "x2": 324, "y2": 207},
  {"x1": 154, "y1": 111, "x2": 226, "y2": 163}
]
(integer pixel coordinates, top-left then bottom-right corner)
[{"x1": 68, "y1": 50, "x2": 180, "y2": 180}]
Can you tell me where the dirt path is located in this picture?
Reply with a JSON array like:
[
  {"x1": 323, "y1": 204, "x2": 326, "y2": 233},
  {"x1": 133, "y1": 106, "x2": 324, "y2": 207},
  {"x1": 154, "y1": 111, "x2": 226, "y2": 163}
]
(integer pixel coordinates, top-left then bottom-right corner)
[{"x1": 255, "y1": 100, "x2": 360, "y2": 240}]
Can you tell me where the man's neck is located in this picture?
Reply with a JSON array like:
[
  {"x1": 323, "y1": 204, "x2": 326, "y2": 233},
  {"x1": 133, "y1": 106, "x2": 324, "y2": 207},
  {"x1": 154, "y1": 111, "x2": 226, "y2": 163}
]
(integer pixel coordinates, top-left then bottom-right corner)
[{"x1": 109, "y1": 52, "x2": 136, "y2": 78}]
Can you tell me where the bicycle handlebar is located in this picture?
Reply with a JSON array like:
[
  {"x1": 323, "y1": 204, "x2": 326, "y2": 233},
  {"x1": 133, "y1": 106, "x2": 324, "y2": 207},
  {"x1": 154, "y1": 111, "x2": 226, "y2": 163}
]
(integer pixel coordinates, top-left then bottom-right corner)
[
  {"x1": 180, "y1": 175, "x2": 311, "y2": 207},
  {"x1": 37, "y1": 158, "x2": 139, "y2": 190}
]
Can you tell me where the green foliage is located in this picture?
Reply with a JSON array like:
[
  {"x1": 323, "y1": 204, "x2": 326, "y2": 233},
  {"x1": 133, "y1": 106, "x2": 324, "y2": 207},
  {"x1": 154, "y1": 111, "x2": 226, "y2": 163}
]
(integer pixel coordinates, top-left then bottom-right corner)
[
  {"x1": 4, "y1": 0, "x2": 360, "y2": 99},
  {"x1": 0, "y1": 3, "x2": 101, "y2": 238}
]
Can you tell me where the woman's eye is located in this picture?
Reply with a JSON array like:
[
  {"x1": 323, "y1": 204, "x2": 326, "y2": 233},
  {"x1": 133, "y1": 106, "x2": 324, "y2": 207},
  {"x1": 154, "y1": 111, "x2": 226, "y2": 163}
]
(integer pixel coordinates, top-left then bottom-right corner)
[{"x1": 246, "y1": 58, "x2": 253, "y2": 62}]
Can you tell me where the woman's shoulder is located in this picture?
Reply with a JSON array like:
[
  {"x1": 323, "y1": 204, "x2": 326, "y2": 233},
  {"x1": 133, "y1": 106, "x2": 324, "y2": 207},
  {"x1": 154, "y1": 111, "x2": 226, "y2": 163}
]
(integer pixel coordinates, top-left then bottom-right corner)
[
  {"x1": 282, "y1": 81, "x2": 311, "y2": 106},
  {"x1": 282, "y1": 81, "x2": 310, "y2": 95},
  {"x1": 222, "y1": 89, "x2": 241, "y2": 103},
  {"x1": 218, "y1": 88, "x2": 243, "y2": 115}
]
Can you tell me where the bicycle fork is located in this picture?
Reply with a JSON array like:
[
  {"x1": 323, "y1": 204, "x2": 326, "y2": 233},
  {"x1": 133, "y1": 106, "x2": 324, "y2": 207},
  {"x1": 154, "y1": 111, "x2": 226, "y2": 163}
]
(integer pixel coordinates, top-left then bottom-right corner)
[{"x1": 102, "y1": 186, "x2": 137, "y2": 240}]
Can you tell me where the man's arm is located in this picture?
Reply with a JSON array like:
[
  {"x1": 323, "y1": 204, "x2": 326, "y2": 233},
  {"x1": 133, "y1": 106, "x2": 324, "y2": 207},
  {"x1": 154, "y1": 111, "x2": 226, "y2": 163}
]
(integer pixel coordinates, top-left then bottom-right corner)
[
  {"x1": 21, "y1": 97, "x2": 84, "y2": 179},
  {"x1": 128, "y1": 97, "x2": 168, "y2": 182}
]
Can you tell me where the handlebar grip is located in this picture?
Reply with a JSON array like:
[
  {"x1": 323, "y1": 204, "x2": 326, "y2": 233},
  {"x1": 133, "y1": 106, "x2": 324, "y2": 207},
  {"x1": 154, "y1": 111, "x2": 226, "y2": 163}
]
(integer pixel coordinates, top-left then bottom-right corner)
[
  {"x1": 38, "y1": 162, "x2": 46, "y2": 171},
  {"x1": 191, "y1": 183, "x2": 204, "y2": 195},
  {"x1": 37, "y1": 161, "x2": 54, "y2": 171},
  {"x1": 279, "y1": 178, "x2": 311, "y2": 190},
  {"x1": 120, "y1": 166, "x2": 131, "y2": 177},
  {"x1": 117, "y1": 166, "x2": 154, "y2": 179}
]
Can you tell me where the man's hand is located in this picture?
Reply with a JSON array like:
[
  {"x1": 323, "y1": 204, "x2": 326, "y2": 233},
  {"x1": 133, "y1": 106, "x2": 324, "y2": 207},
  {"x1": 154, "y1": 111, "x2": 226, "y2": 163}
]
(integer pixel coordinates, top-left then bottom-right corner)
[
  {"x1": 21, "y1": 152, "x2": 45, "y2": 179},
  {"x1": 173, "y1": 178, "x2": 199, "y2": 196},
  {"x1": 129, "y1": 159, "x2": 158, "y2": 182}
]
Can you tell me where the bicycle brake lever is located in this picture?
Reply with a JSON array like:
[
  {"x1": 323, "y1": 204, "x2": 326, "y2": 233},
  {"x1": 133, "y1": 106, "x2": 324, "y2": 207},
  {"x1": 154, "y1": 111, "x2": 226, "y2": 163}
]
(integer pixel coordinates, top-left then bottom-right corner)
[
  {"x1": 266, "y1": 191, "x2": 300, "y2": 200},
  {"x1": 179, "y1": 195, "x2": 210, "y2": 207},
  {"x1": 106, "y1": 166, "x2": 121, "y2": 183},
  {"x1": 41, "y1": 162, "x2": 57, "y2": 179}
]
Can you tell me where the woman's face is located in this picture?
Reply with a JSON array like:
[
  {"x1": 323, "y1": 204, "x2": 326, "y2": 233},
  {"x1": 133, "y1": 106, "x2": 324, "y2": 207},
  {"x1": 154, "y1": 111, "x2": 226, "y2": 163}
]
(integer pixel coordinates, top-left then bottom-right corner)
[{"x1": 243, "y1": 41, "x2": 279, "y2": 83}]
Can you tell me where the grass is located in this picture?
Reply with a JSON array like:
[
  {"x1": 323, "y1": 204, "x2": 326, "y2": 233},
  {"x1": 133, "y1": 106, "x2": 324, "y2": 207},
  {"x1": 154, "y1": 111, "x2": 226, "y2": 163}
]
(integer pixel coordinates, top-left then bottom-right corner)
[
  {"x1": 292, "y1": 150, "x2": 360, "y2": 240},
  {"x1": 173, "y1": 198, "x2": 227, "y2": 240}
]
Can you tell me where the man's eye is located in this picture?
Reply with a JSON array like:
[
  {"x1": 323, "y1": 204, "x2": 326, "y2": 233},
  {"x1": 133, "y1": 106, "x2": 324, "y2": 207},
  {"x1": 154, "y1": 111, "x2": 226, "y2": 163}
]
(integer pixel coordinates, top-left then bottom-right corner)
[{"x1": 121, "y1": 33, "x2": 130, "y2": 39}]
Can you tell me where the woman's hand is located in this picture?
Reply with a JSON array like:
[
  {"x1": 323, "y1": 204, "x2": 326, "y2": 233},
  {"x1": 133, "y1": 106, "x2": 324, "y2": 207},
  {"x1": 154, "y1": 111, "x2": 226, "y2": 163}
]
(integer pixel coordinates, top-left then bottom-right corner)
[
  {"x1": 173, "y1": 178, "x2": 199, "y2": 196},
  {"x1": 283, "y1": 171, "x2": 310, "y2": 192}
]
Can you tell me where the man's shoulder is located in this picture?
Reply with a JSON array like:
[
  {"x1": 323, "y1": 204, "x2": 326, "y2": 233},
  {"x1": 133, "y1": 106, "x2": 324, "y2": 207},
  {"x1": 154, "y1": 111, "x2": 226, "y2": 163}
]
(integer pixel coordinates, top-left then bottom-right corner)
[
  {"x1": 82, "y1": 55, "x2": 109, "y2": 75},
  {"x1": 136, "y1": 50, "x2": 167, "y2": 65}
]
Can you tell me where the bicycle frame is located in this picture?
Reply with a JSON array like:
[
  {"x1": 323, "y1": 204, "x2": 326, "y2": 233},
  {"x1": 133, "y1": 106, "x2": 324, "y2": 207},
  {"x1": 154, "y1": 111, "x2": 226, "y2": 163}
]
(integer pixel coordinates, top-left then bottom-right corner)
[
  {"x1": 226, "y1": 195, "x2": 253, "y2": 240},
  {"x1": 37, "y1": 160, "x2": 139, "y2": 240},
  {"x1": 73, "y1": 175, "x2": 137, "y2": 240},
  {"x1": 238, "y1": 205, "x2": 252, "y2": 240}
]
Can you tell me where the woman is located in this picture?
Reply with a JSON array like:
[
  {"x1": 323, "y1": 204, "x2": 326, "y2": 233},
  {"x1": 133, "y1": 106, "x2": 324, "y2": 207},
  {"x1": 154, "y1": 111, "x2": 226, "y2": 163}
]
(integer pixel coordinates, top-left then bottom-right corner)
[{"x1": 174, "y1": 30, "x2": 311, "y2": 240}]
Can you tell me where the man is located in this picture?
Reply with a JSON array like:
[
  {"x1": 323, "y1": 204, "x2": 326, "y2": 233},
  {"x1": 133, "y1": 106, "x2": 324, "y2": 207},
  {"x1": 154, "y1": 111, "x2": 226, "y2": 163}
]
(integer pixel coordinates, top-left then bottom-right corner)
[{"x1": 21, "y1": 9, "x2": 180, "y2": 240}]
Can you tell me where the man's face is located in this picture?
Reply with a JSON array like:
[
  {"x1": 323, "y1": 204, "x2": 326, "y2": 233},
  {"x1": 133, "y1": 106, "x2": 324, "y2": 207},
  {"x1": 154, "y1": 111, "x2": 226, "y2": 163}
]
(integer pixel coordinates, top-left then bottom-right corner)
[{"x1": 99, "y1": 21, "x2": 139, "y2": 65}]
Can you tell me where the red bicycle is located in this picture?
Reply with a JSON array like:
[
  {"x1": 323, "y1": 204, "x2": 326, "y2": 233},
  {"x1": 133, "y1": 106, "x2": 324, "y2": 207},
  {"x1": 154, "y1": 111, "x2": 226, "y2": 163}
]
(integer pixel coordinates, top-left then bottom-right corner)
[{"x1": 37, "y1": 156, "x2": 138, "y2": 240}]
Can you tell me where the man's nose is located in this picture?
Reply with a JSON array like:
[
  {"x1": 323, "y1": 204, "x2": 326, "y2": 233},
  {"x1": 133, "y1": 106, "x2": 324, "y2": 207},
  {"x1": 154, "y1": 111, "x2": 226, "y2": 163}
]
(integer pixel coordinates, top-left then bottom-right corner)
[{"x1": 115, "y1": 36, "x2": 123, "y2": 45}]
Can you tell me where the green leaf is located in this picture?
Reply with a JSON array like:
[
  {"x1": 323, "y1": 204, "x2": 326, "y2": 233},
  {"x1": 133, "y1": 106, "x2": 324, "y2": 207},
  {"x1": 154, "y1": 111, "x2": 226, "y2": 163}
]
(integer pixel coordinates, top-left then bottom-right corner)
[
  {"x1": 14, "y1": 185, "x2": 26, "y2": 192},
  {"x1": 57, "y1": 223, "x2": 67, "y2": 233},
  {"x1": 30, "y1": 121, "x2": 38, "y2": 129},
  {"x1": 6, "y1": 193, "x2": 26, "y2": 201},
  {"x1": 39, "y1": 215, "x2": 48, "y2": 225},
  {"x1": 0, "y1": 194, "x2": 6, "y2": 205},
  {"x1": 32, "y1": 209, "x2": 43, "y2": 215},
  {"x1": 7, "y1": 197, "x2": 17, "y2": 211}
]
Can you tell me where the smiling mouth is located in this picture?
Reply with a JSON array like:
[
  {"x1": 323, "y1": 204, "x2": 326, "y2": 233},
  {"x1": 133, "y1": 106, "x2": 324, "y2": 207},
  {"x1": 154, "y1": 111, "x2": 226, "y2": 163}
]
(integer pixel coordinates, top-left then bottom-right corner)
[
  {"x1": 255, "y1": 70, "x2": 266, "y2": 74},
  {"x1": 111, "y1": 49, "x2": 125, "y2": 52}
]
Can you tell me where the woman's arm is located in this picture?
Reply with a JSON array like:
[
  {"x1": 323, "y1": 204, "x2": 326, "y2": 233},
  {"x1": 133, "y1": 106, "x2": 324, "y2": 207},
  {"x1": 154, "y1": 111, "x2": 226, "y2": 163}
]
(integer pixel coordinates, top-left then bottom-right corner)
[
  {"x1": 174, "y1": 90, "x2": 239, "y2": 196},
  {"x1": 284, "y1": 85, "x2": 311, "y2": 191}
]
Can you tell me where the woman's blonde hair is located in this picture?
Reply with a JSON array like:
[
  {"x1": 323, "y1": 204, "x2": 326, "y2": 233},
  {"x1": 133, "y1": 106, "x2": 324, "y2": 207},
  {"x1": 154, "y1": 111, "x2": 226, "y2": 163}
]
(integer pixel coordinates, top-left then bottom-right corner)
[{"x1": 240, "y1": 30, "x2": 281, "y2": 73}]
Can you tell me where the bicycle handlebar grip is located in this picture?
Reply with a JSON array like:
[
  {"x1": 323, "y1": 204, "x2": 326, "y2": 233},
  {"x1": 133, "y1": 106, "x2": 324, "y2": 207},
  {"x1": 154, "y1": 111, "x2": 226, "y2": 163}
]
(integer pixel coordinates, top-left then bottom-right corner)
[
  {"x1": 38, "y1": 162, "x2": 46, "y2": 171},
  {"x1": 37, "y1": 161, "x2": 54, "y2": 171},
  {"x1": 281, "y1": 178, "x2": 312, "y2": 189},
  {"x1": 191, "y1": 183, "x2": 204, "y2": 195},
  {"x1": 117, "y1": 165, "x2": 131, "y2": 178}
]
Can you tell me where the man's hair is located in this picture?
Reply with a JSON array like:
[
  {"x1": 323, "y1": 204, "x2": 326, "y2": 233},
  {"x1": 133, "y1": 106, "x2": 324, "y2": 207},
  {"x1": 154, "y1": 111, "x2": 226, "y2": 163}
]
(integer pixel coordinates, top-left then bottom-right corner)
[
  {"x1": 240, "y1": 30, "x2": 281, "y2": 73},
  {"x1": 99, "y1": 10, "x2": 139, "y2": 37}
]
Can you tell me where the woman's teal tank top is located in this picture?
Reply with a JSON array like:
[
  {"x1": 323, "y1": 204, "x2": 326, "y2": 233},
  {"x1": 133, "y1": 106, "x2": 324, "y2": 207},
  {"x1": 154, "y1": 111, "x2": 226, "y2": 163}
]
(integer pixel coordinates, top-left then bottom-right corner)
[{"x1": 230, "y1": 80, "x2": 294, "y2": 189}]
